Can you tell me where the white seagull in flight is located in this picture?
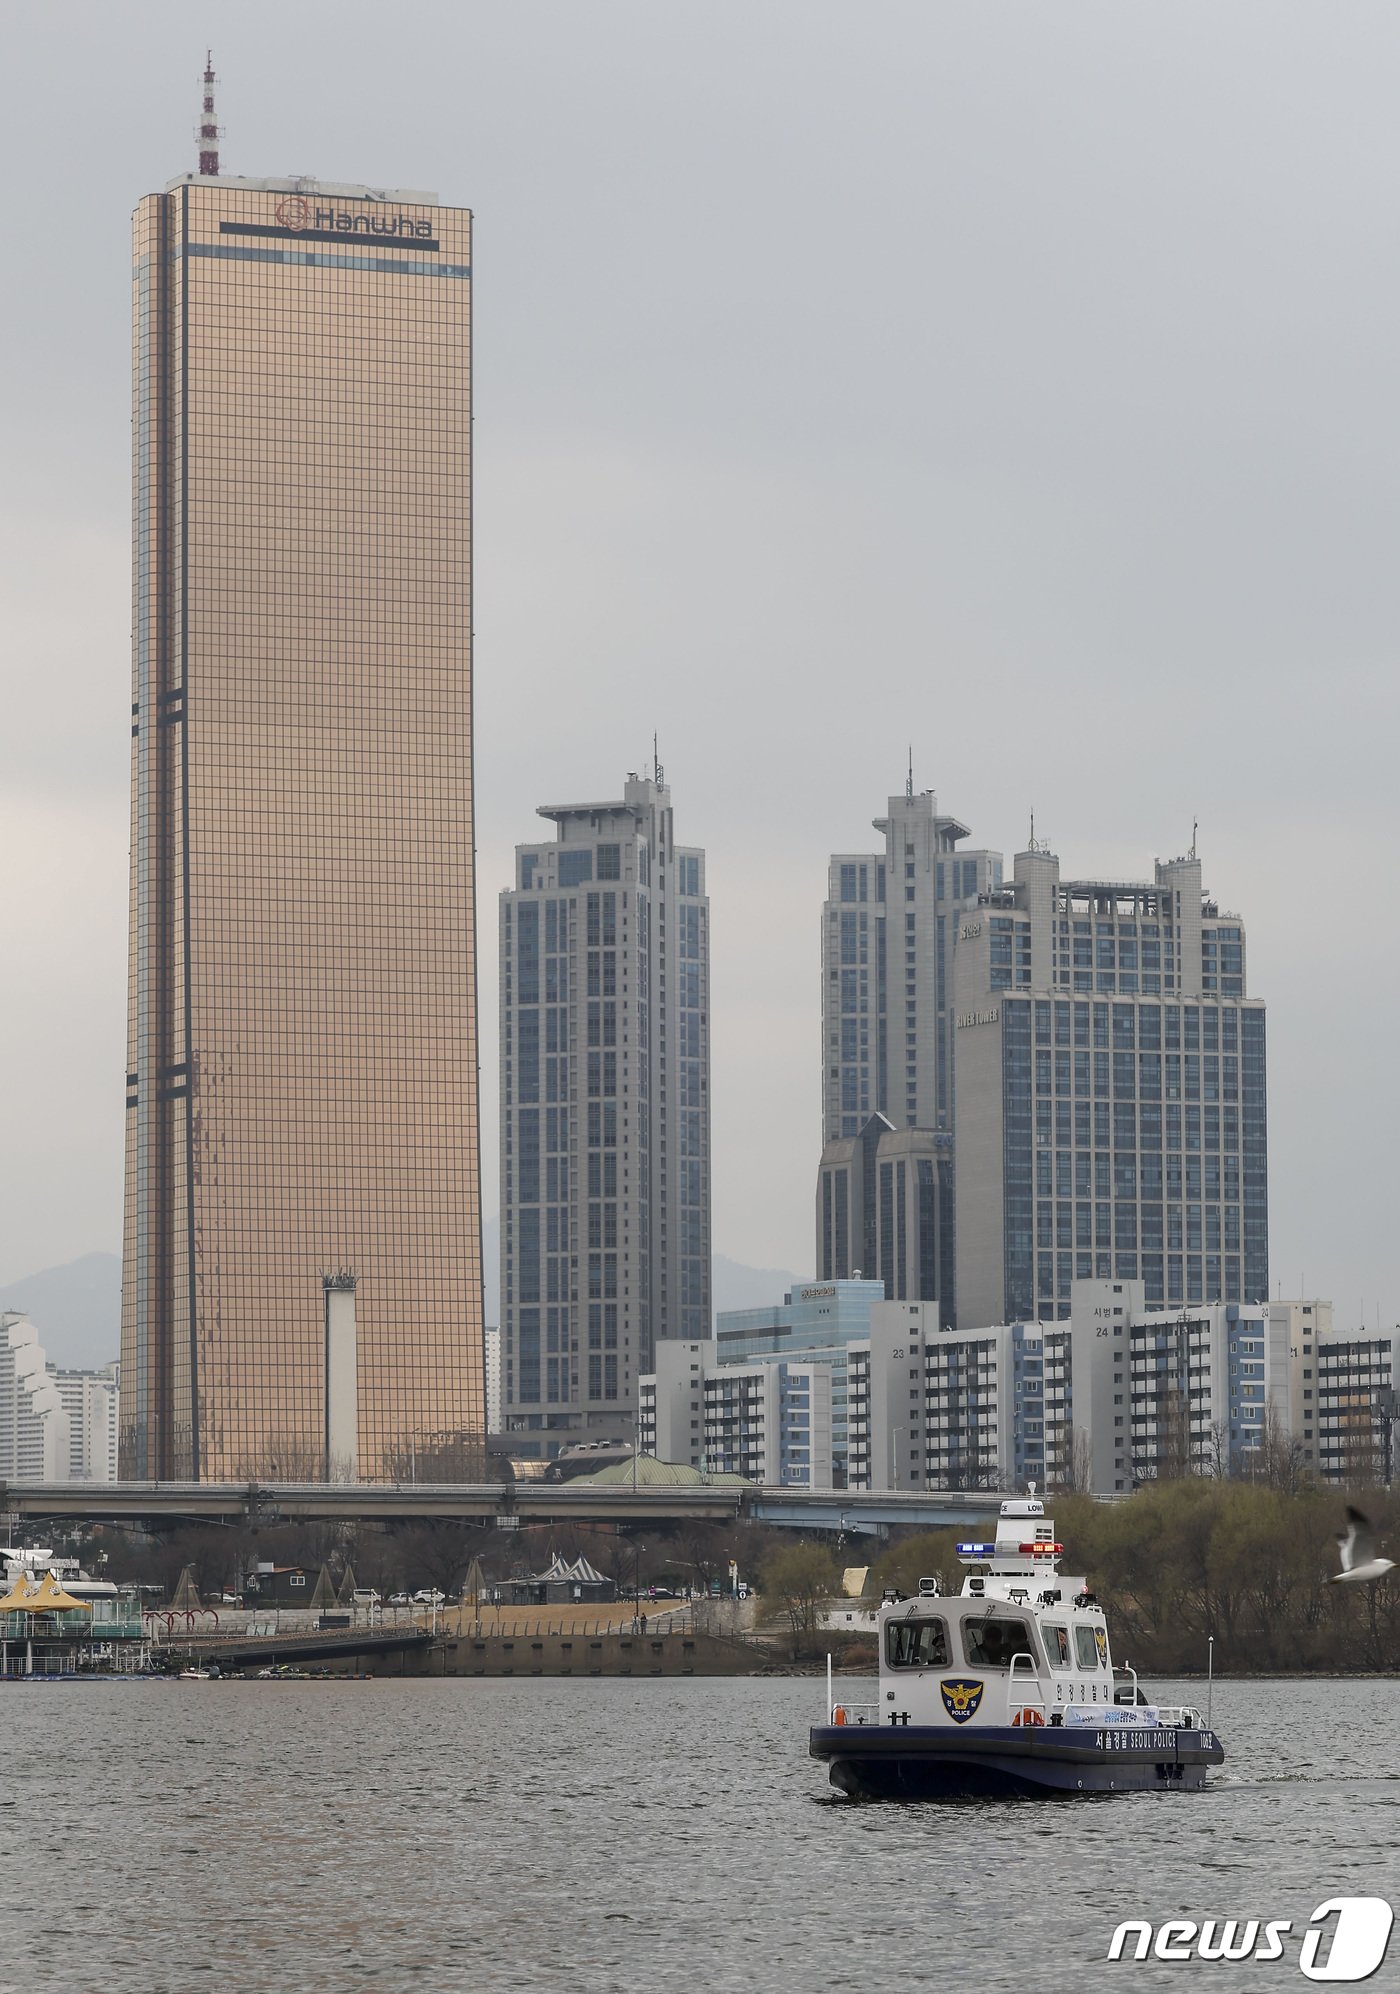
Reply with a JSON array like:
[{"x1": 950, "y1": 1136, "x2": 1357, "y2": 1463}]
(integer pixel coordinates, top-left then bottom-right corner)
[{"x1": 1330, "y1": 1506, "x2": 1396, "y2": 1586}]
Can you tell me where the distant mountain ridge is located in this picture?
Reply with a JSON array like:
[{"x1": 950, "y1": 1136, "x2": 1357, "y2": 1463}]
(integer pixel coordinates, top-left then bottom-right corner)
[
  {"x1": 710, "y1": 1253, "x2": 805, "y2": 1314},
  {"x1": 0, "y1": 1251, "x2": 121, "y2": 1371},
  {"x1": 0, "y1": 1240, "x2": 804, "y2": 1371}
]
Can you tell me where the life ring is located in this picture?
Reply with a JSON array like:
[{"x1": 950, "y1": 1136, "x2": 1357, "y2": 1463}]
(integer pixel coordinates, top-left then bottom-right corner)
[
  {"x1": 833, "y1": 1705, "x2": 847, "y2": 1726},
  {"x1": 1012, "y1": 1708, "x2": 1045, "y2": 1727}
]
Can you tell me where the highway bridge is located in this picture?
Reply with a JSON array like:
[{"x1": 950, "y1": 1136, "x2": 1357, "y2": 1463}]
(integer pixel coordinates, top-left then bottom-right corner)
[
  {"x1": 0, "y1": 1478, "x2": 1007, "y2": 1535},
  {"x1": 750, "y1": 1489, "x2": 1006, "y2": 1533}
]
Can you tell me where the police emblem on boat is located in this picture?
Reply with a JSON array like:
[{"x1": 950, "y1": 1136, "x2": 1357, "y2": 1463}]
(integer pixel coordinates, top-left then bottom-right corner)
[{"x1": 940, "y1": 1678, "x2": 984, "y2": 1723}]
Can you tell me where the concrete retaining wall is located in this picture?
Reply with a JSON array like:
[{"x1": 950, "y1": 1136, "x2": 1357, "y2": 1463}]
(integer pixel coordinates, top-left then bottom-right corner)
[{"x1": 320, "y1": 1630, "x2": 767, "y2": 1678}]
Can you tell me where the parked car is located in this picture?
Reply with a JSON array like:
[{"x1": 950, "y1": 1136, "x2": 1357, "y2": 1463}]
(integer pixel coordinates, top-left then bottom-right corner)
[
  {"x1": 387, "y1": 1592, "x2": 410, "y2": 1606},
  {"x1": 352, "y1": 1588, "x2": 381, "y2": 1606},
  {"x1": 411, "y1": 1589, "x2": 446, "y2": 1605}
]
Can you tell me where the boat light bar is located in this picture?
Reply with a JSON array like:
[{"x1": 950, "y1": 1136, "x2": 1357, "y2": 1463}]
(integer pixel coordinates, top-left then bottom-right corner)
[
  {"x1": 1018, "y1": 1542, "x2": 1064, "y2": 1556},
  {"x1": 956, "y1": 1542, "x2": 996, "y2": 1557}
]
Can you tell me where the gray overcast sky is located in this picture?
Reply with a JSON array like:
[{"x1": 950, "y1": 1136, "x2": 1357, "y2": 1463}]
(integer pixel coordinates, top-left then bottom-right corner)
[{"x1": 1, "y1": 2, "x2": 1396, "y2": 1325}]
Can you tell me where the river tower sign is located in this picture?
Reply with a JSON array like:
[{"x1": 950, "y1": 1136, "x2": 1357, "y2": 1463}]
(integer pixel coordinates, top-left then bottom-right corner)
[{"x1": 122, "y1": 86, "x2": 482, "y2": 1480}]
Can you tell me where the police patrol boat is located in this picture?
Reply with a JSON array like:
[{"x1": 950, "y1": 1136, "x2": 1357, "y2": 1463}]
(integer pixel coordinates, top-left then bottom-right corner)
[{"x1": 809, "y1": 1488, "x2": 1224, "y2": 1799}]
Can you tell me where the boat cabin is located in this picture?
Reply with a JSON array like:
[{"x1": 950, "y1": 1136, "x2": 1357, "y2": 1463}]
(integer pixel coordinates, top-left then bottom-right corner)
[{"x1": 864, "y1": 1493, "x2": 1120, "y2": 1730}]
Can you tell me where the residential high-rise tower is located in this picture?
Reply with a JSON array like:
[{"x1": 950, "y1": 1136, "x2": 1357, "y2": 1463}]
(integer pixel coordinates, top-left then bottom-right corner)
[
  {"x1": 952, "y1": 845, "x2": 1267, "y2": 1324},
  {"x1": 121, "y1": 156, "x2": 482, "y2": 1479},
  {"x1": 820, "y1": 783, "x2": 1002, "y2": 1316},
  {"x1": 499, "y1": 772, "x2": 710, "y2": 1454}
]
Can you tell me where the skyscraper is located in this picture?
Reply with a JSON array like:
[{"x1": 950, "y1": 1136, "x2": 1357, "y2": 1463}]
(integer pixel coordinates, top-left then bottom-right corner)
[
  {"x1": 951, "y1": 845, "x2": 1267, "y2": 1324},
  {"x1": 499, "y1": 772, "x2": 710, "y2": 1454},
  {"x1": 815, "y1": 1113, "x2": 941, "y2": 1300},
  {"x1": 822, "y1": 784, "x2": 1003, "y2": 1144},
  {"x1": 121, "y1": 144, "x2": 482, "y2": 1479},
  {"x1": 820, "y1": 782, "x2": 1002, "y2": 1315}
]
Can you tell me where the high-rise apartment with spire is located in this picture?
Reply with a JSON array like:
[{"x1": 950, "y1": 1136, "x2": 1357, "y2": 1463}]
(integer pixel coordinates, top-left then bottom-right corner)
[
  {"x1": 499, "y1": 769, "x2": 710, "y2": 1455},
  {"x1": 818, "y1": 786, "x2": 1267, "y2": 1332},
  {"x1": 121, "y1": 69, "x2": 483, "y2": 1478},
  {"x1": 818, "y1": 780, "x2": 1002, "y2": 1316}
]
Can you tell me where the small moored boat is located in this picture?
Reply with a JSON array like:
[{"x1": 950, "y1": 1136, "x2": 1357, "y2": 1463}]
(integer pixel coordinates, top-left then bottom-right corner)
[{"x1": 809, "y1": 1487, "x2": 1223, "y2": 1799}]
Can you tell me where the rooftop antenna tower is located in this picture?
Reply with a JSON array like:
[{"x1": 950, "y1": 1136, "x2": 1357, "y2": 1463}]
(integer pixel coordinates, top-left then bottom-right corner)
[
  {"x1": 653, "y1": 732, "x2": 664, "y2": 788},
  {"x1": 197, "y1": 50, "x2": 221, "y2": 176},
  {"x1": 1189, "y1": 817, "x2": 1198, "y2": 861}
]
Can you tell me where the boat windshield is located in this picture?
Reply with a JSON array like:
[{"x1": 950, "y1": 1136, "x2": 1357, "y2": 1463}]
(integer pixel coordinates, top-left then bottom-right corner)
[
  {"x1": 885, "y1": 1616, "x2": 950, "y2": 1669},
  {"x1": 962, "y1": 1615, "x2": 1039, "y2": 1670}
]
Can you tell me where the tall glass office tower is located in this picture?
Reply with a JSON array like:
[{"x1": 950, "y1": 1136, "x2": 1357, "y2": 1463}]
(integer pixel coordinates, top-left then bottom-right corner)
[
  {"x1": 121, "y1": 168, "x2": 482, "y2": 1479},
  {"x1": 499, "y1": 773, "x2": 710, "y2": 1456}
]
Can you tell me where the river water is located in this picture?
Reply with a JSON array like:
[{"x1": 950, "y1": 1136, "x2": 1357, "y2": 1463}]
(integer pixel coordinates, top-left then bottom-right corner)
[{"x1": 6, "y1": 1674, "x2": 1400, "y2": 1993}]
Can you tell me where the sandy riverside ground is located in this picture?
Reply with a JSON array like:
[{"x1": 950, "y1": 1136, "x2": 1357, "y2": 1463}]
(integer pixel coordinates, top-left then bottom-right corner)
[
  {"x1": 435, "y1": 1599, "x2": 696, "y2": 1638},
  {"x1": 433, "y1": 1597, "x2": 760, "y2": 1640}
]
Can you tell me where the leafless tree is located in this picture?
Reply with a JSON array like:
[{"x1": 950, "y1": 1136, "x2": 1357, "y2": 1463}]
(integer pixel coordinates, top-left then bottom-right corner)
[
  {"x1": 381, "y1": 1430, "x2": 496, "y2": 1484},
  {"x1": 235, "y1": 1433, "x2": 326, "y2": 1482},
  {"x1": 1059, "y1": 1426, "x2": 1094, "y2": 1494},
  {"x1": 1253, "y1": 1404, "x2": 1311, "y2": 1494}
]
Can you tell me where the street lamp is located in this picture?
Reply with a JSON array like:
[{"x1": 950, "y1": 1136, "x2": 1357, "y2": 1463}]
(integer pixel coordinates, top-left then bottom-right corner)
[{"x1": 632, "y1": 1540, "x2": 646, "y2": 1628}]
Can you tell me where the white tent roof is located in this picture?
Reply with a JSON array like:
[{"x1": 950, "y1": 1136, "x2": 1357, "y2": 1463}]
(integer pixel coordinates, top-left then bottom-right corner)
[{"x1": 533, "y1": 1554, "x2": 608, "y2": 1586}]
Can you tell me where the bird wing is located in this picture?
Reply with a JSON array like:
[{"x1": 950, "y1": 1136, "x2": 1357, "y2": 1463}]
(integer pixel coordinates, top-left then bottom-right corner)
[{"x1": 1339, "y1": 1506, "x2": 1376, "y2": 1573}]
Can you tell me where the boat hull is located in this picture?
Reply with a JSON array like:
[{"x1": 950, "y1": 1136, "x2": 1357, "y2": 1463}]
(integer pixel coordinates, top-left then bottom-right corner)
[{"x1": 809, "y1": 1722, "x2": 1224, "y2": 1799}]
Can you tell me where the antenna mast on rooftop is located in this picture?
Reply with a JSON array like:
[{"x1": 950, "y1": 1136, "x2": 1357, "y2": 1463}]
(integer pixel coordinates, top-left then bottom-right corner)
[
  {"x1": 906, "y1": 746, "x2": 914, "y2": 801},
  {"x1": 653, "y1": 731, "x2": 664, "y2": 788},
  {"x1": 198, "y1": 51, "x2": 221, "y2": 176}
]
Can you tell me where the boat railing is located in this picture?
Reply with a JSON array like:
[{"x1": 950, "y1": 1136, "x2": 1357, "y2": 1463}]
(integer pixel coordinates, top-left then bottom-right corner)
[
  {"x1": 1113, "y1": 1662, "x2": 1142, "y2": 1707},
  {"x1": 1155, "y1": 1705, "x2": 1206, "y2": 1731},
  {"x1": 825, "y1": 1654, "x2": 880, "y2": 1727},
  {"x1": 1007, "y1": 1650, "x2": 1049, "y2": 1726}
]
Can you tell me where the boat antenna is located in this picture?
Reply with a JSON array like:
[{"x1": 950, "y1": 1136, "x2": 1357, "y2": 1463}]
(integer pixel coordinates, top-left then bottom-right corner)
[{"x1": 1207, "y1": 1635, "x2": 1214, "y2": 1729}]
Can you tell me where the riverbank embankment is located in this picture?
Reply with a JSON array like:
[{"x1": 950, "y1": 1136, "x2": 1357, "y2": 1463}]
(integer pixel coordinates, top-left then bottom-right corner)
[{"x1": 335, "y1": 1627, "x2": 769, "y2": 1677}]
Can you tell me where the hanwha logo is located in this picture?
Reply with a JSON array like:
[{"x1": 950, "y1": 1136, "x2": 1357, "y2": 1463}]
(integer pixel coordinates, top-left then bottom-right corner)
[{"x1": 274, "y1": 196, "x2": 312, "y2": 232}]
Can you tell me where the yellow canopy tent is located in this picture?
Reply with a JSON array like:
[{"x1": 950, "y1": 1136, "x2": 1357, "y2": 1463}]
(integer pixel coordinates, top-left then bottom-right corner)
[
  {"x1": 27, "y1": 1571, "x2": 90, "y2": 1613},
  {"x1": 0, "y1": 1573, "x2": 39, "y2": 1612}
]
